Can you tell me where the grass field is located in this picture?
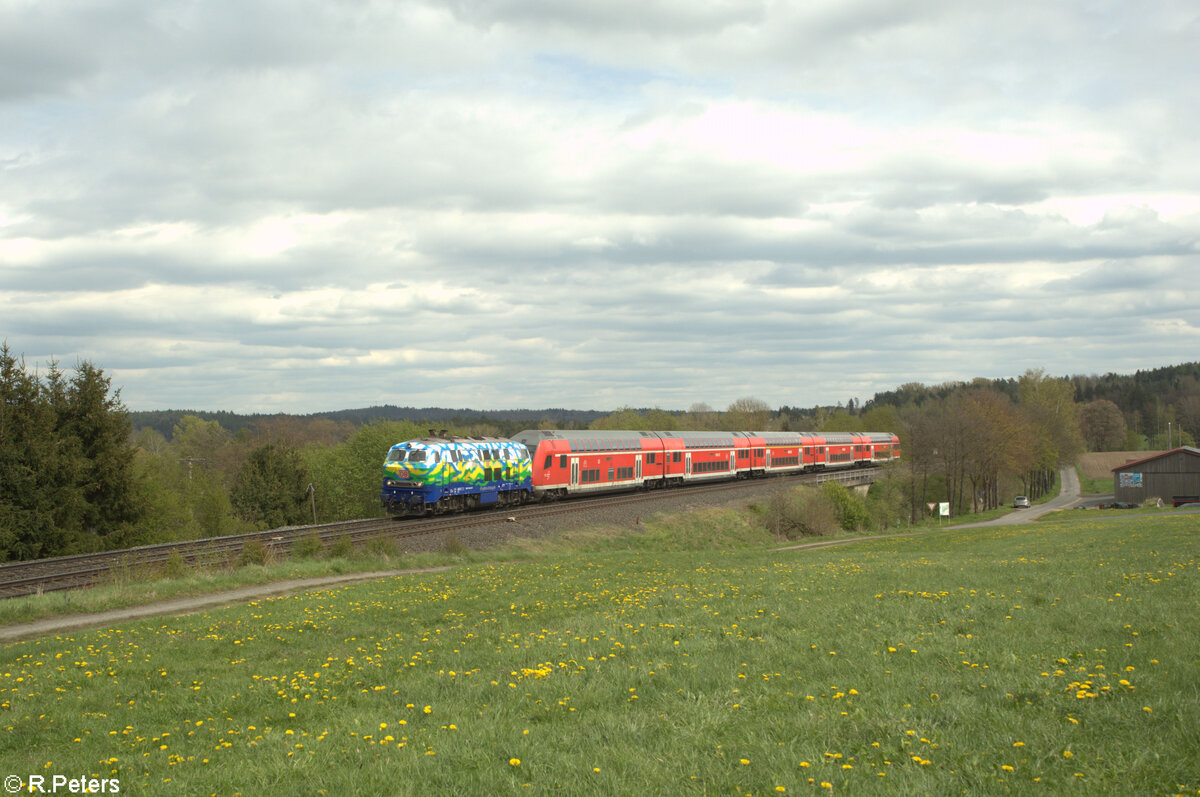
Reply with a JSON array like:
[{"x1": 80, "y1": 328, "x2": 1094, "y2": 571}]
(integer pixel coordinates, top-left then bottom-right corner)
[{"x1": 1, "y1": 513, "x2": 1197, "y2": 795}]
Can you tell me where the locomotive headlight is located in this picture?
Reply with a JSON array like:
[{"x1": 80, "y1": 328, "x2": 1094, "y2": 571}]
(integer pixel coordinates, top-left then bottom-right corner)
[{"x1": 384, "y1": 478, "x2": 396, "y2": 487}]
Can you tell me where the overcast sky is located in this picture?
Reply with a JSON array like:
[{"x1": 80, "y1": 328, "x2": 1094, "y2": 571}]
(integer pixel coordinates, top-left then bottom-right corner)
[{"x1": 2, "y1": 1, "x2": 1198, "y2": 414}]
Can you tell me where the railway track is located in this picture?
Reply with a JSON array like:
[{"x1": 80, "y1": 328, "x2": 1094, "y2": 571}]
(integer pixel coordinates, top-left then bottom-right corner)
[{"x1": 0, "y1": 467, "x2": 878, "y2": 599}]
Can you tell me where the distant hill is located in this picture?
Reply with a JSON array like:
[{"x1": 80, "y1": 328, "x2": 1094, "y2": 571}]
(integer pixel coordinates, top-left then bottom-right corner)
[{"x1": 128, "y1": 405, "x2": 609, "y2": 440}]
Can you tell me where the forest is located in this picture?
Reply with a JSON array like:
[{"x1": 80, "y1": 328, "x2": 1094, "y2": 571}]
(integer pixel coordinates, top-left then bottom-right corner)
[{"x1": 2, "y1": 340, "x2": 1197, "y2": 562}]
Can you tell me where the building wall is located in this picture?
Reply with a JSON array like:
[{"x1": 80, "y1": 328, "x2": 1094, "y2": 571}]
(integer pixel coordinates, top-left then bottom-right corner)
[{"x1": 1113, "y1": 450, "x2": 1200, "y2": 505}]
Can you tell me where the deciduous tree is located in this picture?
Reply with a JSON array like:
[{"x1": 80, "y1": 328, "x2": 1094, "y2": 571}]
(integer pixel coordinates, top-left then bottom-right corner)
[{"x1": 1079, "y1": 399, "x2": 1127, "y2": 452}]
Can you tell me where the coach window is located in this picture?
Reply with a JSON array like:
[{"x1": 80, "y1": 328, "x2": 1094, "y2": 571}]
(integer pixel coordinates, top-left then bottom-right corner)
[{"x1": 559, "y1": 454, "x2": 568, "y2": 468}]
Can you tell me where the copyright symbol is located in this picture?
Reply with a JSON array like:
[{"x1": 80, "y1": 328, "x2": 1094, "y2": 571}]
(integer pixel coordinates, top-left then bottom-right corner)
[{"x1": 3, "y1": 775, "x2": 22, "y2": 793}]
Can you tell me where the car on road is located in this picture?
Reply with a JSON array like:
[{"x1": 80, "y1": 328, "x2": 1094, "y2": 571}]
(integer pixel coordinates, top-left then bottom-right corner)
[{"x1": 1013, "y1": 495, "x2": 1031, "y2": 508}]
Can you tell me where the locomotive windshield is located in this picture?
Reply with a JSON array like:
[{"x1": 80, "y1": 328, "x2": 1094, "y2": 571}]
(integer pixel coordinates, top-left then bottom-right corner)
[{"x1": 387, "y1": 448, "x2": 426, "y2": 463}]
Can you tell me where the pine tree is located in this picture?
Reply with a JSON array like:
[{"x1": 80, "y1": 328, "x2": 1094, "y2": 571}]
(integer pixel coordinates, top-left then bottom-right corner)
[
  {"x1": 0, "y1": 344, "x2": 70, "y2": 559},
  {"x1": 61, "y1": 361, "x2": 139, "y2": 540},
  {"x1": 230, "y1": 443, "x2": 310, "y2": 529}
]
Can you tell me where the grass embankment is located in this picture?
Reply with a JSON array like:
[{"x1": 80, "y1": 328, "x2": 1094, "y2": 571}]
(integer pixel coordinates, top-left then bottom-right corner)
[{"x1": 1, "y1": 513, "x2": 1196, "y2": 795}]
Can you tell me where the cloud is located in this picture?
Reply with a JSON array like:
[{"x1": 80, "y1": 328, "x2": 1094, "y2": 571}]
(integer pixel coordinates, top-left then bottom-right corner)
[{"x1": 1, "y1": 0, "x2": 1198, "y2": 413}]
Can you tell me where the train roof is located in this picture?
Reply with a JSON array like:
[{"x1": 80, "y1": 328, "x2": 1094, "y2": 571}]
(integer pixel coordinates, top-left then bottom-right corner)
[
  {"x1": 391, "y1": 435, "x2": 520, "y2": 448},
  {"x1": 512, "y1": 429, "x2": 897, "y2": 445}
]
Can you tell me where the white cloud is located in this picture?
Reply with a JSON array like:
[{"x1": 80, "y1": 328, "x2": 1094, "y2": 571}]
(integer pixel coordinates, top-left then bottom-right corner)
[{"x1": 1, "y1": 0, "x2": 1198, "y2": 413}]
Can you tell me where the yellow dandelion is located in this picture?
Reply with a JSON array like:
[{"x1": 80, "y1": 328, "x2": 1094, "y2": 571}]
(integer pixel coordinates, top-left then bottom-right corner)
[{"x1": 510, "y1": 758, "x2": 521, "y2": 766}]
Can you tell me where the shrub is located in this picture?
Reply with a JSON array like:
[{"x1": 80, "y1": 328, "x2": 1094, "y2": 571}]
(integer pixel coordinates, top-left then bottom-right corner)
[
  {"x1": 762, "y1": 488, "x2": 839, "y2": 539},
  {"x1": 327, "y1": 536, "x2": 354, "y2": 559},
  {"x1": 364, "y1": 536, "x2": 399, "y2": 560},
  {"x1": 442, "y1": 531, "x2": 466, "y2": 556},
  {"x1": 293, "y1": 532, "x2": 323, "y2": 559},
  {"x1": 819, "y1": 481, "x2": 871, "y2": 532},
  {"x1": 162, "y1": 550, "x2": 188, "y2": 579},
  {"x1": 238, "y1": 540, "x2": 271, "y2": 567}
]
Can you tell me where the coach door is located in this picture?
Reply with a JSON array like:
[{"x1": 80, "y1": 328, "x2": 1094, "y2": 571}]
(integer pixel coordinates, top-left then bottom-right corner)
[
  {"x1": 685, "y1": 452, "x2": 692, "y2": 476},
  {"x1": 766, "y1": 450, "x2": 772, "y2": 469},
  {"x1": 635, "y1": 455, "x2": 642, "y2": 482},
  {"x1": 570, "y1": 459, "x2": 579, "y2": 487},
  {"x1": 730, "y1": 451, "x2": 736, "y2": 474}
]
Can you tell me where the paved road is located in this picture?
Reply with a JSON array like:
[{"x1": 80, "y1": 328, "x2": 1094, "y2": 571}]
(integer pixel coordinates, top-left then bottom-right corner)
[{"x1": 948, "y1": 467, "x2": 1082, "y2": 528}]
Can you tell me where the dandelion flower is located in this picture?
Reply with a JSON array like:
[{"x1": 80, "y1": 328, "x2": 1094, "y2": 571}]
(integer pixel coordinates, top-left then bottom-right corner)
[{"x1": 510, "y1": 758, "x2": 521, "y2": 766}]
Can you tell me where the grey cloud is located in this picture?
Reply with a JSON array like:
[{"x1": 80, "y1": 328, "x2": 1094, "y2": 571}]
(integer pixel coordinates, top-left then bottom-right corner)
[{"x1": 3, "y1": 0, "x2": 1199, "y2": 413}]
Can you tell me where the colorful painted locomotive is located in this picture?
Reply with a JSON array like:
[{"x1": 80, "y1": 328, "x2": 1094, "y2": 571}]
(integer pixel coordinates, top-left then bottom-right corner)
[{"x1": 380, "y1": 434, "x2": 533, "y2": 516}]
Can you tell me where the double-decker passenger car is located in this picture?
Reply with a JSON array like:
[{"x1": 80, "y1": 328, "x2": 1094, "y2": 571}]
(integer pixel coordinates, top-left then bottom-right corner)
[
  {"x1": 510, "y1": 429, "x2": 900, "y2": 501},
  {"x1": 380, "y1": 434, "x2": 532, "y2": 515}
]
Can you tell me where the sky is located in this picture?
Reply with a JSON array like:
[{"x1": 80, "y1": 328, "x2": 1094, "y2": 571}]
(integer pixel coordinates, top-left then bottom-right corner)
[{"x1": 2, "y1": 1, "x2": 1198, "y2": 414}]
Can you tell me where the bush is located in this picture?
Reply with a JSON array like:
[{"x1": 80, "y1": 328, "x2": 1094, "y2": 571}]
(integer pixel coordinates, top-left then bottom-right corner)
[
  {"x1": 442, "y1": 531, "x2": 466, "y2": 556},
  {"x1": 327, "y1": 536, "x2": 354, "y2": 559},
  {"x1": 762, "y1": 488, "x2": 840, "y2": 539},
  {"x1": 364, "y1": 536, "x2": 399, "y2": 560},
  {"x1": 819, "y1": 481, "x2": 871, "y2": 532},
  {"x1": 162, "y1": 550, "x2": 188, "y2": 579},
  {"x1": 293, "y1": 532, "x2": 323, "y2": 559},
  {"x1": 238, "y1": 539, "x2": 271, "y2": 567}
]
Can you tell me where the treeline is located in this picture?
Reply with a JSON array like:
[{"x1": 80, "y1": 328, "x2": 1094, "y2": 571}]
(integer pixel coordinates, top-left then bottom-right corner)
[
  {"x1": 129, "y1": 406, "x2": 607, "y2": 440},
  {"x1": 868, "y1": 362, "x2": 1200, "y2": 451}
]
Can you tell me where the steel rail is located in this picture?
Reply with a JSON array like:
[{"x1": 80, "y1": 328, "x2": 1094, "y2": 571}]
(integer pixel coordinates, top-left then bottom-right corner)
[{"x1": 0, "y1": 466, "x2": 879, "y2": 598}]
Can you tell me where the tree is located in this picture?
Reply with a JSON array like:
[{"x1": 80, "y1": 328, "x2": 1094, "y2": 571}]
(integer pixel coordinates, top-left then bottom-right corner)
[
  {"x1": 680, "y1": 403, "x2": 717, "y2": 430},
  {"x1": 960, "y1": 389, "x2": 1025, "y2": 512},
  {"x1": 1018, "y1": 369, "x2": 1084, "y2": 497},
  {"x1": 1176, "y1": 394, "x2": 1200, "y2": 445},
  {"x1": 1078, "y1": 399, "x2": 1127, "y2": 452},
  {"x1": 0, "y1": 345, "x2": 64, "y2": 559},
  {"x1": 591, "y1": 407, "x2": 649, "y2": 430},
  {"x1": 59, "y1": 362, "x2": 139, "y2": 539},
  {"x1": 818, "y1": 411, "x2": 860, "y2": 433},
  {"x1": 230, "y1": 443, "x2": 311, "y2": 529},
  {"x1": 723, "y1": 397, "x2": 771, "y2": 431},
  {"x1": 170, "y1": 415, "x2": 233, "y2": 464},
  {"x1": 303, "y1": 420, "x2": 426, "y2": 521}
]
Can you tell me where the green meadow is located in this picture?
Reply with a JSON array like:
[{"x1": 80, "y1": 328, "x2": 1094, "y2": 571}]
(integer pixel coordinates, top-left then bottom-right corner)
[{"x1": 1, "y1": 513, "x2": 1197, "y2": 795}]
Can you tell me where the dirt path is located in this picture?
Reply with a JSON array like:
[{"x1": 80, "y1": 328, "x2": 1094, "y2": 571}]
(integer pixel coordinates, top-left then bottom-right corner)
[{"x1": 0, "y1": 567, "x2": 451, "y2": 644}]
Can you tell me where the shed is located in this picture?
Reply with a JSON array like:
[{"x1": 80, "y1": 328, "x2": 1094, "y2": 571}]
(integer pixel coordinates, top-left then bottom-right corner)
[{"x1": 1111, "y1": 447, "x2": 1200, "y2": 506}]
